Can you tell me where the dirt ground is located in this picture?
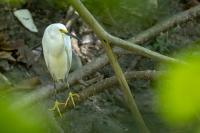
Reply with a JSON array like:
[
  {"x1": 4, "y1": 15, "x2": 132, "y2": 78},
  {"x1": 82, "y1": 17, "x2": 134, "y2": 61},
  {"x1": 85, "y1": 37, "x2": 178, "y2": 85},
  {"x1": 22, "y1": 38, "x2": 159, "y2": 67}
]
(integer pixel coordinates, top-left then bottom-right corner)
[{"x1": 0, "y1": 2, "x2": 200, "y2": 133}]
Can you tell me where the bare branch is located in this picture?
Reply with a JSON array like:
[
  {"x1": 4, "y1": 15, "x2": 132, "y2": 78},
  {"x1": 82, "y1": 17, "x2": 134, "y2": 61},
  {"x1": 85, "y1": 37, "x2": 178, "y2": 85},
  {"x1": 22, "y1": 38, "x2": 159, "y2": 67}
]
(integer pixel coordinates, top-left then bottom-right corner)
[
  {"x1": 129, "y1": 5, "x2": 200, "y2": 44},
  {"x1": 58, "y1": 70, "x2": 161, "y2": 114}
]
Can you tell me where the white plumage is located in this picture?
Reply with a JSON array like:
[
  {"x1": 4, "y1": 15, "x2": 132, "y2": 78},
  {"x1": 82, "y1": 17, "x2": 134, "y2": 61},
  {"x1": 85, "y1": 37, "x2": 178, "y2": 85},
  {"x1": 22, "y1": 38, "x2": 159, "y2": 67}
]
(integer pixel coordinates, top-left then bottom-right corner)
[{"x1": 42, "y1": 23, "x2": 72, "y2": 82}]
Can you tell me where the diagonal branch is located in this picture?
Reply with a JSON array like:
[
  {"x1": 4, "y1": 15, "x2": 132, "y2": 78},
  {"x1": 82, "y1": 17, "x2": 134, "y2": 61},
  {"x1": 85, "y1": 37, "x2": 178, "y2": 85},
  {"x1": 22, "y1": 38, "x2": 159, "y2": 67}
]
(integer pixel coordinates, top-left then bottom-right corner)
[
  {"x1": 67, "y1": 0, "x2": 182, "y2": 64},
  {"x1": 68, "y1": 0, "x2": 151, "y2": 132},
  {"x1": 130, "y1": 4, "x2": 200, "y2": 44},
  {"x1": 102, "y1": 41, "x2": 150, "y2": 132},
  {"x1": 60, "y1": 70, "x2": 161, "y2": 111}
]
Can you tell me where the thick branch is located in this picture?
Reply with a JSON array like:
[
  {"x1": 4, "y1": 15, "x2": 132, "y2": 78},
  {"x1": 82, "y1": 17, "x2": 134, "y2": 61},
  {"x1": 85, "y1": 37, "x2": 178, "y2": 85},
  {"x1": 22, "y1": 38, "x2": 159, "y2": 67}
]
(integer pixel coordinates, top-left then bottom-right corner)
[
  {"x1": 57, "y1": 70, "x2": 161, "y2": 113},
  {"x1": 66, "y1": 70, "x2": 160, "y2": 107},
  {"x1": 13, "y1": 70, "x2": 160, "y2": 108},
  {"x1": 129, "y1": 5, "x2": 200, "y2": 44}
]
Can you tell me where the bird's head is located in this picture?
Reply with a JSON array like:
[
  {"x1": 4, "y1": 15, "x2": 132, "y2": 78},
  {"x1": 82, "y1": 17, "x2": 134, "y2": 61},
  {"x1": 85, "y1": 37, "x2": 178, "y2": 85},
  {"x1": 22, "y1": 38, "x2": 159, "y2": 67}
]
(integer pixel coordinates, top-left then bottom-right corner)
[{"x1": 52, "y1": 23, "x2": 79, "y2": 40}]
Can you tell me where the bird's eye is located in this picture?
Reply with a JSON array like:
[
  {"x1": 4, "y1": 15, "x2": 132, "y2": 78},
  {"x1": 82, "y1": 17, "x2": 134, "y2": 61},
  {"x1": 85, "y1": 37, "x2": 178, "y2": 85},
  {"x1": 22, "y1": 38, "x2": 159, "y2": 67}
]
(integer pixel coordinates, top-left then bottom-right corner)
[
  {"x1": 59, "y1": 29, "x2": 67, "y2": 33},
  {"x1": 59, "y1": 29, "x2": 64, "y2": 32}
]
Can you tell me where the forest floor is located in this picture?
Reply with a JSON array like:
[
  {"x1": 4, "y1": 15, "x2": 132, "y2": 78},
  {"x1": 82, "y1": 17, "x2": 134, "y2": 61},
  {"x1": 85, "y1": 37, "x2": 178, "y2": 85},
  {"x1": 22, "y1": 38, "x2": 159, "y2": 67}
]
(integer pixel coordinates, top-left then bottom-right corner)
[{"x1": 0, "y1": 2, "x2": 200, "y2": 133}]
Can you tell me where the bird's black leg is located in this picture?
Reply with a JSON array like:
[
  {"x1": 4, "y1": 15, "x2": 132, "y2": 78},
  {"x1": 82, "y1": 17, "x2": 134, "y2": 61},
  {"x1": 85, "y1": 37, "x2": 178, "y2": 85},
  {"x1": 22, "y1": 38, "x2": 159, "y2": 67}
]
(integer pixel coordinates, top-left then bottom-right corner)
[
  {"x1": 53, "y1": 81, "x2": 58, "y2": 100},
  {"x1": 53, "y1": 81, "x2": 56, "y2": 89},
  {"x1": 66, "y1": 81, "x2": 70, "y2": 89}
]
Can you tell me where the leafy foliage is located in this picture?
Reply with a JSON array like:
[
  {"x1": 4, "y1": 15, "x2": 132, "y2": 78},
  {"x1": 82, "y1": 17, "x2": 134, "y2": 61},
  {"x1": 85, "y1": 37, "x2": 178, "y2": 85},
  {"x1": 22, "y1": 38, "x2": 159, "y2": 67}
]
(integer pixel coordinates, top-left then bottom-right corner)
[
  {"x1": 0, "y1": 98, "x2": 46, "y2": 133},
  {"x1": 82, "y1": 0, "x2": 158, "y2": 38},
  {"x1": 0, "y1": 0, "x2": 25, "y2": 6},
  {"x1": 156, "y1": 47, "x2": 200, "y2": 125}
]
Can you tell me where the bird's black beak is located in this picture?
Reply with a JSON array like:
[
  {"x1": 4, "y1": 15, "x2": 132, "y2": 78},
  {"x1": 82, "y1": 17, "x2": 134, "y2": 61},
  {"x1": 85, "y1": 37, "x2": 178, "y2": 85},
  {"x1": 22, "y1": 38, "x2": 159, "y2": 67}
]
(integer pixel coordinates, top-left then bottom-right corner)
[
  {"x1": 65, "y1": 32, "x2": 80, "y2": 41},
  {"x1": 60, "y1": 29, "x2": 80, "y2": 41}
]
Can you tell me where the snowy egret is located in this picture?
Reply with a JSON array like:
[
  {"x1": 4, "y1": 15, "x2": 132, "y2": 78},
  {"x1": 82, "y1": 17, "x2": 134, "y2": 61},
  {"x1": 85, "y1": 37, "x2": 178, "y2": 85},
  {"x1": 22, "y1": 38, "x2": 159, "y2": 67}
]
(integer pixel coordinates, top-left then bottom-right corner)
[{"x1": 42, "y1": 23, "x2": 79, "y2": 116}]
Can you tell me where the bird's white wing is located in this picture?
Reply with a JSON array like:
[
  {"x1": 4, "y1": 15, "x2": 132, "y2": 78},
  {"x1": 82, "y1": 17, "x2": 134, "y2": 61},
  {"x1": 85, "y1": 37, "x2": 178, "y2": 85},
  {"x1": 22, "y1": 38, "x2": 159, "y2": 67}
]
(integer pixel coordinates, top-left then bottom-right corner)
[
  {"x1": 64, "y1": 35, "x2": 72, "y2": 71},
  {"x1": 42, "y1": 34, "x2": 53, "y2": 78},
  {"x1": 42, "y1": 36, "x2": 49, "y2": 69}
]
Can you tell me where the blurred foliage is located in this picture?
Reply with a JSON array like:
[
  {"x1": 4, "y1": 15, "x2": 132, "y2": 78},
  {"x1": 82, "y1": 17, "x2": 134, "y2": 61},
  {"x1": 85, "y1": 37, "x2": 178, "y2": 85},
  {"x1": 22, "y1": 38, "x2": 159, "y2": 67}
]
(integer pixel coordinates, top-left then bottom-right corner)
[
  {"x1": 82, "y1": 0, "x2": 158, "y2": 38},
  {"x1": 45, "y1": 0, "x2": 68, "y2": 9},
  {"x1": 0, "y1": 0, "x2": 25, "y2": 6},
  {"x1": 0, "y1": 0, "x2": 69, "y2": 9},
  {"x1": 0, "y1": 99, "x2": 45, "y2": 133},
  {"x1": 155, "y1": 45, "x2": 200, "y2": 125},
  {"x1": 0, "y1": 91, "x2": 62, "y2": 133},
  {"x1": 82, "y1": 0, "x2": 180, "y2": 38}
]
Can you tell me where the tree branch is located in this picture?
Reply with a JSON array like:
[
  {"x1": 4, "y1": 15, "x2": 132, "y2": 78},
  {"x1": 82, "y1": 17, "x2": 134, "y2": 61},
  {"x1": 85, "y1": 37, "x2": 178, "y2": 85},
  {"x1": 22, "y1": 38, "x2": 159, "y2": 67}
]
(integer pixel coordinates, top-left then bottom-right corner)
[
  {"x1": 57, "y1": 70, "x2": 161, "y2": 114},
  {"x1": 129, "y1": 4, "x2": 200, "y2": 44},
  {"x1": 65, "y1": 70, "x2": 160, "y2": 108},
  {"x1": 67, "y1": 0, "x2": 152, "y2": 131},
  {"x1": 103, "y1": 41, "x2": 150, "y2": 132},
  {"x1": 68, "y1": 0, "x2": 181, "y2": 64},
  {"x1": 12, "y1": 70, "x2": 160, "y2": 109}
]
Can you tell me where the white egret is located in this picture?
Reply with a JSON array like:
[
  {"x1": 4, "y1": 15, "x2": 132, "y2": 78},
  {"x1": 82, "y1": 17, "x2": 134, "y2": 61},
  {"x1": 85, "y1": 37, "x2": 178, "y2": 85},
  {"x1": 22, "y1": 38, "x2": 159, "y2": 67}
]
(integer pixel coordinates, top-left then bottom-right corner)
[{"x1": 42, "y1": 23, "x2": 79, "y2": 116}]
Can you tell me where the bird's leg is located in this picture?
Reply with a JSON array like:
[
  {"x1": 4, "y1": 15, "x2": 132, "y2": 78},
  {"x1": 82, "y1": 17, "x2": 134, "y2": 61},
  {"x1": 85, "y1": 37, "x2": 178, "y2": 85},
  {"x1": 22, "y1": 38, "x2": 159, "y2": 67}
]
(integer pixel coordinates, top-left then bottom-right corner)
[
  {"x1": 65, "y1": 92, "x2": 79, "y2": 108},
  {"x1": 64, "y1": 81, "x2": 80, "y2": 108},
  {"x1": 54, "y1": 81, "x2": 57, "y2": 99},
  {"x1": 53, "y1": 81, "x2": 56, "y2": 89},
  {"x1": 49, "y1": 100, "x2": 65, "y2": 117},
  {"x1": 63, "y1": 80, "x2": 70, "y2": 89},
  {"x1": 49, "y1": 81, "x2": 65, "y2": 117}
]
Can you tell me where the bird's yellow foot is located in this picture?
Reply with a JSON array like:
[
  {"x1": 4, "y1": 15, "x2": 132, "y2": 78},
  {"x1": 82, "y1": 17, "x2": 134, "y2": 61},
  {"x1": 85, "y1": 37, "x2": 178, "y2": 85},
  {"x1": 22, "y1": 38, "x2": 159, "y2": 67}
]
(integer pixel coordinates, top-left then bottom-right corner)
[
  {"x1": 65, "y1": 92, "x2": 79, "y2": 108},
  {"x1": 49, "y1": 100, "x2": 64, "y2": 117}
]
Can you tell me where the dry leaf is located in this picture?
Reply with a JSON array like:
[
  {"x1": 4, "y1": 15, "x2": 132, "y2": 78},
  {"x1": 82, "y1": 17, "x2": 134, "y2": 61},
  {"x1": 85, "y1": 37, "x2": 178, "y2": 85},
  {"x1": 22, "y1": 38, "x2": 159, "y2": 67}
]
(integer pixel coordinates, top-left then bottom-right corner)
[
  {"x1": 10, "y1": 39, "x2": 36, "y2": 67},
  {"x1": 17, "y1": 46, "x2": 35, "y2": 67},
  {"x1": 0, "y1": 51, "x2": 16, "y2": 61},
  {"x1": 14, "y1": 9, "x2": 38, "y2": 32}
]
